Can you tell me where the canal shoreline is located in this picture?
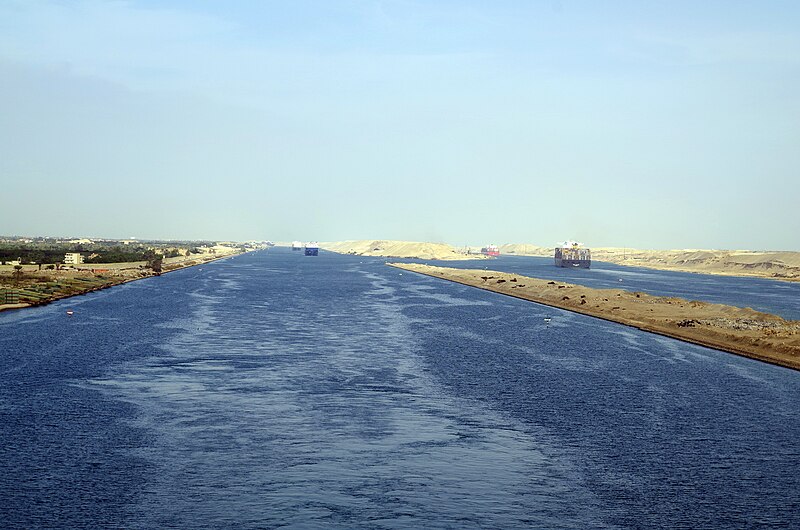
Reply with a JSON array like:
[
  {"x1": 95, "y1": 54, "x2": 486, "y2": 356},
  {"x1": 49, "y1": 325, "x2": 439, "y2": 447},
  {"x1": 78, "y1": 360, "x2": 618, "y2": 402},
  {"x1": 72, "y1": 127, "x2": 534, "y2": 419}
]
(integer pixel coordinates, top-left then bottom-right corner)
[
  {"x1": 0, "y1": 251, "x2": 246, "y2": 314},
  {"x1": 390, "y1": 262, "x2": 800, "y2": 371}
]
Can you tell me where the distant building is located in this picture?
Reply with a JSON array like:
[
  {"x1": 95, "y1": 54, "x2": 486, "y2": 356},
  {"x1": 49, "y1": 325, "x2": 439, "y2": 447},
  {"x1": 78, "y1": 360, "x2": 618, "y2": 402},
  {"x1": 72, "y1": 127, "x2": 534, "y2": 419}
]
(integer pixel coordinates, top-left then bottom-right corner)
[
  {"x1": 64, "y1": 253, "x2": 84, "y2": 265},
  {"x1": 68, "y1": 238, "x2": 94, "y2": 244}
]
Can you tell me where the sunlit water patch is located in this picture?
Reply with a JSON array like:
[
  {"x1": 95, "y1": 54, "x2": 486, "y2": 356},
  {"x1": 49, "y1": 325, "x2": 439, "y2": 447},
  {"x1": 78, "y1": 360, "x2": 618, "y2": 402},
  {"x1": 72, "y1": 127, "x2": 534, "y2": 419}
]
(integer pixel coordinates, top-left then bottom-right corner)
[{"x1": 77, "y1": 254, "x2": 605, "y2": 528}]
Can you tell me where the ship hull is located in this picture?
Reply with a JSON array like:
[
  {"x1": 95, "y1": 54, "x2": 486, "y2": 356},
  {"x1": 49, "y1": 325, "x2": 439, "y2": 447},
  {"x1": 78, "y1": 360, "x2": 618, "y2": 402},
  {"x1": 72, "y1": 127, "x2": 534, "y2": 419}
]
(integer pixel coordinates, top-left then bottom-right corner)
[
  {"x1": 554, "y1": 245, "x2": 591, "y2": 269},
  {"x1": 555, "y1": 258, "x2": 590, "y2": 269},
  {"x1": 305, "y1": 248, "x2": 319, "y2": 256}
]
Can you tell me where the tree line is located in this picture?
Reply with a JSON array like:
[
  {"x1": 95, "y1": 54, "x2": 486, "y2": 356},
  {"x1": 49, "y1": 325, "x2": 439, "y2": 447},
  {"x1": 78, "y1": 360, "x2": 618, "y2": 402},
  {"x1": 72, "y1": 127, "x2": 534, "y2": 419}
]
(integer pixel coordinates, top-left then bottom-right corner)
[{"x1": 0, "y1": 244, "x2": 189, "y2": 264}]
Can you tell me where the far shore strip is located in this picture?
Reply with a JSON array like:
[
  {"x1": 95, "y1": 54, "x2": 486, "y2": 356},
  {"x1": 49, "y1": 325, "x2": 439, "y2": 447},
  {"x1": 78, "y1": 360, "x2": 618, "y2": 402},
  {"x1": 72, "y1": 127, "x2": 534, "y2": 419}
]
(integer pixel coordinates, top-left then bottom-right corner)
[
  {"x1": 389, "y1": 263, "x2": 800, "y2": 371},
  {"x1": 0, "y1": 251, "x2": 244, "y2": 313}
]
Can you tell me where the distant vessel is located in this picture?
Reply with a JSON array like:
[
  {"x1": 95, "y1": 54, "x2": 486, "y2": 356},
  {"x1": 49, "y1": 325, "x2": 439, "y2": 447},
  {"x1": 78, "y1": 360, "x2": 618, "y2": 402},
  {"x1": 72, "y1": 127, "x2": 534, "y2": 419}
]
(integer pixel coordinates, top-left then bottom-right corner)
[
  {"x1": 555, "y1": 241, "x2": 591, "y2": 268},
  {"x1": 291, "y1": 241, "x2": 303, "y2": 251},
  {"x1": 305, "y1": 242, "x2": 319, "y2": 256},
  {"x1": 481, "y1": 244, "x2": 500, "y2": 257}
]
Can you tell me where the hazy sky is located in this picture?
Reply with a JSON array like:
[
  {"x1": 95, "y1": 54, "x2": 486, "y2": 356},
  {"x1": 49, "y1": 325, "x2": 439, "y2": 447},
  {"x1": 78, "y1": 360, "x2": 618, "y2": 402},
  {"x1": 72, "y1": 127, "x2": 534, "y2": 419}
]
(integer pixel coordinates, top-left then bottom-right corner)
[{"x1": 1, "y1": 1, "x2": 798, "y2": 249}]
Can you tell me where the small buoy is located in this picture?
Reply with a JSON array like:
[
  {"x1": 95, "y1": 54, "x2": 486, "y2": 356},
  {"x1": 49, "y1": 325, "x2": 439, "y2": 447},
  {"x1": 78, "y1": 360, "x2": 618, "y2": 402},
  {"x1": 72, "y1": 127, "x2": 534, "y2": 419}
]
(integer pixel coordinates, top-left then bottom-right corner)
[
  {"x1": 618, "y1": 278, "x2": 623, "y2": 282},
  {"x1": 66, "y1": 310, "x2": 74, "y2": 316}
]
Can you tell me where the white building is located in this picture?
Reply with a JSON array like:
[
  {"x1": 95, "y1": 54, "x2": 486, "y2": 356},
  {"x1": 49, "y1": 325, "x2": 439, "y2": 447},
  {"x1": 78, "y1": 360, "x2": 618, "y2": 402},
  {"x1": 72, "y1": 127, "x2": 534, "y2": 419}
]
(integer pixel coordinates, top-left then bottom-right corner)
[{"x1": 64, "y1": 253, "x2": 84, "y2": 265}]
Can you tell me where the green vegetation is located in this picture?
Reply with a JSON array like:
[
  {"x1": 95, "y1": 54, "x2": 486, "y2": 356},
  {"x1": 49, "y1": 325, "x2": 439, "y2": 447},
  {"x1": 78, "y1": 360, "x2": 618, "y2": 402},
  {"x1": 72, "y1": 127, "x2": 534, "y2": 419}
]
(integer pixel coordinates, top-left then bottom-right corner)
[
  {"x1": 84, "y1": 246, "x2": 151, "y2": 263},
  {"x1": 12, "y1": 265, "x2": 23, "y2": 283},
  {"x1": 0, "y1": 240, "x2": 215, "y2": 265},
  {"x1": 0, "y1": 245, "x2": 66, "y2": 264},
  {"x1": 1, "y1": 275, "x2": 120, "y2": 304}
]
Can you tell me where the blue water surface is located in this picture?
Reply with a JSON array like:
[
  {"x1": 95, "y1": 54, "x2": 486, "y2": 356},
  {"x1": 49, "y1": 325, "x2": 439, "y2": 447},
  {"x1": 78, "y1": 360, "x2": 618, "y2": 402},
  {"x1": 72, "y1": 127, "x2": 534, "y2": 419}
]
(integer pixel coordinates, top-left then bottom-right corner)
[{"x1": 1, "y1": 248, "x2": 798, "y2": 529}]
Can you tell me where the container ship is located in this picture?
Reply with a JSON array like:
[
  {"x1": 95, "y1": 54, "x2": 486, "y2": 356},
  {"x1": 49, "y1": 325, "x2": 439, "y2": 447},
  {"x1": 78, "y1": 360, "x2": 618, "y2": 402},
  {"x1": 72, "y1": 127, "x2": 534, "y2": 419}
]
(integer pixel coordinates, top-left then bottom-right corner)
[
  {"x1": 291, "y1": 241, "x2": 303, "y2": 251},
  {"x1": 304, "y1": 242, "x2": 319, "y2": 256},
  {"x1": 481, "y1": 244, "x2": 500, "y2": 257},
  {"x1": 555, "y1": 241, "x2": 591, "y2": 268}
]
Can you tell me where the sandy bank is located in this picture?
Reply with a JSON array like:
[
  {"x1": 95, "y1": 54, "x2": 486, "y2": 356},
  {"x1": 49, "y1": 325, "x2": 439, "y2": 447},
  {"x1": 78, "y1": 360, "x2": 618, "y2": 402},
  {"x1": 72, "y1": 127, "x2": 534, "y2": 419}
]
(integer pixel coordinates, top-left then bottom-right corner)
[
  {"x1": 495, "y1": 244, "x2": 800, "y2": 282},
  {"x1": 0, "y1": 303, "x2": 31, "y2": 311},
  {"x1": 321, "y1": 240, "x2": 483, "y2": 261},
  {"x1": 594, "y1": 248, "x2": 800, "y2": 282},
  {"x1": 390, "y1": 263, "x2": 800, "y2": 371}
]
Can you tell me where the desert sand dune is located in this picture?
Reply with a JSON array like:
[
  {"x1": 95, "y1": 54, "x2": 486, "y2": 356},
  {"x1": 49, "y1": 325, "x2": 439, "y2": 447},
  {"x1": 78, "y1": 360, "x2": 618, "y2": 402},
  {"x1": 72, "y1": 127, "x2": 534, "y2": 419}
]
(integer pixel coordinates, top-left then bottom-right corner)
[
  {"x1": 321, "y1": 240, "x2": 482, "y2": 261},
  {"x1": 498, "y1": 244, "x2": 800, "y2": 281}
]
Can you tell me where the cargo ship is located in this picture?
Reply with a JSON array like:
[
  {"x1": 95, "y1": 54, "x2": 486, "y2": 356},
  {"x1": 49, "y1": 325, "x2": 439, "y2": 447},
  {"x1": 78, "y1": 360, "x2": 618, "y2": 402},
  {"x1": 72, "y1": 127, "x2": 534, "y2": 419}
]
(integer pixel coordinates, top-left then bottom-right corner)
[
  {"x1": 555, "y1": 241, "x2": 591, "y2": 268},
  {"x1": 291, "y1": 241, "x2": 303, "y2": 251},
  {"x1": 304, "y1": 242, "x2": 319, "y2": 256},
  {"x1": 481, "y1": 244, "x2": 500, "y2": 257}
]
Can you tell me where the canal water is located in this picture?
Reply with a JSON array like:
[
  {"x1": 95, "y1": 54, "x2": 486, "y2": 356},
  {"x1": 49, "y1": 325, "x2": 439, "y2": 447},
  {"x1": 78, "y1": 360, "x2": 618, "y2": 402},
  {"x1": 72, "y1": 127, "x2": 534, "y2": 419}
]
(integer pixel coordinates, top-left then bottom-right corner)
[{"x1": 1, "y1": 248, "x2": 799, "y2": 528}]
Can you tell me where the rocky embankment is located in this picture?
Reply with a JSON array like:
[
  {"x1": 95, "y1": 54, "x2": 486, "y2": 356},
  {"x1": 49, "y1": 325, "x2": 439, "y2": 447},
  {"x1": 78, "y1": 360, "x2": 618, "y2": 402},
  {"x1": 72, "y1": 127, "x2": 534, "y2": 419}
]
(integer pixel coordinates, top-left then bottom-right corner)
[{"x1": 390, "y1": 263, "x2": 800, "y2": 371}]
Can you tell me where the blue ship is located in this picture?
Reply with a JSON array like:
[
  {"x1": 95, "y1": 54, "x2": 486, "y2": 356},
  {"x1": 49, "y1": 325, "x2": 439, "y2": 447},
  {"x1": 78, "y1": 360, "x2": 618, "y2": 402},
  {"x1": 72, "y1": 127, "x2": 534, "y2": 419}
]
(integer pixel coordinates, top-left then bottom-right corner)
[{"x1": 305, "y1": 242, "x2": 319, "y2": 256}]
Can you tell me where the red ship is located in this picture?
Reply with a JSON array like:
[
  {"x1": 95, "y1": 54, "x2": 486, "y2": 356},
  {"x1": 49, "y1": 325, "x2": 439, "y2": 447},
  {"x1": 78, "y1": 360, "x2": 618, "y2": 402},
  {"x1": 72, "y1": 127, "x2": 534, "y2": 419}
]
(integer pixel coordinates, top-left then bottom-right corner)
[{"x1": 481, "y1": 244, "x2": 500, "y2": 257}]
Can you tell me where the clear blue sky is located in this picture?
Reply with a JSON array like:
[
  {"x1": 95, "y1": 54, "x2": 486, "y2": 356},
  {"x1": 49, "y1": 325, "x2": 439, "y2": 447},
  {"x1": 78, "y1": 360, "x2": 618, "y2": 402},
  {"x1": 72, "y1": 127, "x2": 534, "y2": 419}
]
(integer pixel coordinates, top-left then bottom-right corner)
[{"x1": 1, "y1": 0, "x2": 798, "y2": 249}]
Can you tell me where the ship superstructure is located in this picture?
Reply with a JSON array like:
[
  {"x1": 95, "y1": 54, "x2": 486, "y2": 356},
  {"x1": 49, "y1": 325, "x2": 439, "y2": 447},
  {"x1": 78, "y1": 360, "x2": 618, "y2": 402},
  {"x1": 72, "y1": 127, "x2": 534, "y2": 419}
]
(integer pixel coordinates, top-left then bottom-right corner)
[
  {"x1": 291, "y1": 241, "x2": 303, "y2": 251},
  {"x1": 555, "y1": 241, "x2": 591, "y2": 268}
]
